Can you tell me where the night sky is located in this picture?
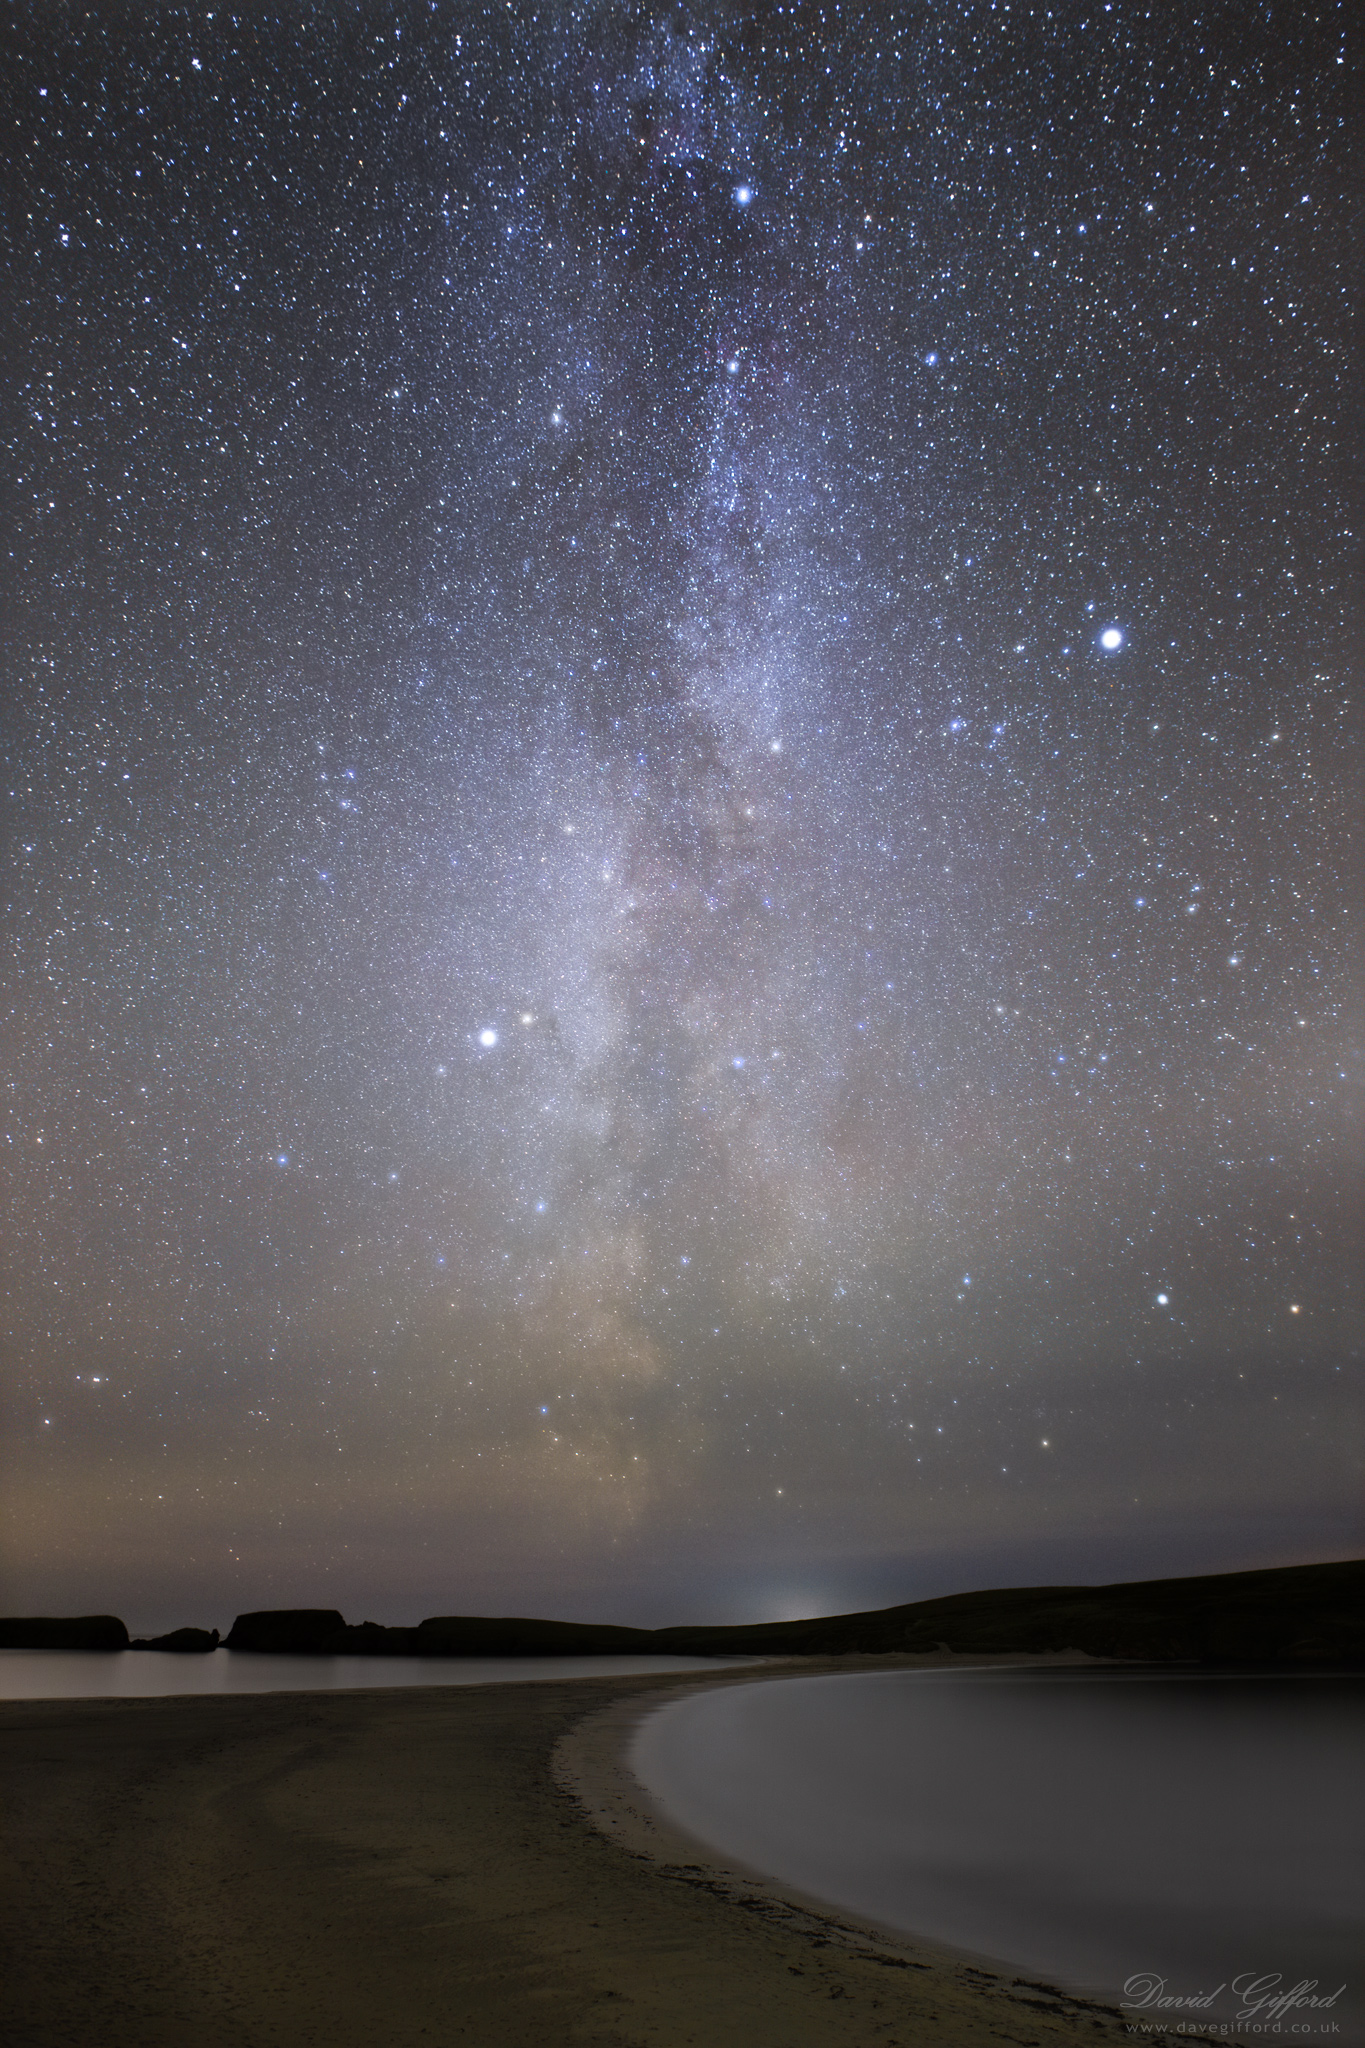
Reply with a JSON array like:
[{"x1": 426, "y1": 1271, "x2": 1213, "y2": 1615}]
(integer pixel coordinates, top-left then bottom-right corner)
[{"x1": 4, "y1": 2, "x2": 1359, "y2": 1633}]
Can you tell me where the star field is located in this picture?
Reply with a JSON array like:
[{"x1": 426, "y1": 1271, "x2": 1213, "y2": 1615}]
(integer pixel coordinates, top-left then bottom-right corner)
[{"x1": 2, "y1": 1, "x2": 1358, "y2": 1628}]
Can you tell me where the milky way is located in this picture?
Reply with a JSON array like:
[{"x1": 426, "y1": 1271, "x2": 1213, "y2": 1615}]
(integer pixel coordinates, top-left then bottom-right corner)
[{"x1": 3, "y1": 3, "x2": 1358, "y2": 1629}]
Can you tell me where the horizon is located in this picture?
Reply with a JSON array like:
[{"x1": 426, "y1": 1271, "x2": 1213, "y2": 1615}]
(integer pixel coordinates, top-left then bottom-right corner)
[
  {"x1": 12, "y1": 1549, "x2": 1364, "y2": 1648},
  {"x1": 18, "y1": 1536, "x2": 1365, "y2": 1648},
  {"x1": 4, "y1": 5, "x2": 1359, "y2": 1630}
]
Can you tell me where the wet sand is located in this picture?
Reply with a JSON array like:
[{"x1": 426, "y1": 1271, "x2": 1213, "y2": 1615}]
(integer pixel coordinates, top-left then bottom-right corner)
[{"x1": 2, "y1": 1657, "x2": 1176, "y2": 2046}]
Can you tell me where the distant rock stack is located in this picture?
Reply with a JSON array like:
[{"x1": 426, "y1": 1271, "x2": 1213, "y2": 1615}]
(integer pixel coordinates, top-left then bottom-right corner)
[
  {"x1": 129, "y1": 1627, "x2": 220, "y2": 1653},
  {"x1": 220, "y1": 1612, "x2": 423, "y2": 1654},
  {"x1": 223, "y1": 1609, "x2": 347, "y2": 1654},
  {"x1": 0, "y1": 1616, "x2": 130, "y2": 1650}
]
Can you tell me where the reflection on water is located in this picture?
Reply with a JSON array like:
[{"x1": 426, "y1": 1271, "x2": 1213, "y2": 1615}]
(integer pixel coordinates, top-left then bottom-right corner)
[
  {"x1": 0, "y1": 1648, "x2": 754, "y2": 1700},
  {"x1": 632, "y1": 1668, "x2": 1364, "y2": 2030}
]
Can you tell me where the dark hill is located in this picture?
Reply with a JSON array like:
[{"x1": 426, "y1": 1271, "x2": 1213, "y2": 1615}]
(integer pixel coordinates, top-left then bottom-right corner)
[{"x1": 650, "y1": 1559, "x2": 1365, "y2": 1665}]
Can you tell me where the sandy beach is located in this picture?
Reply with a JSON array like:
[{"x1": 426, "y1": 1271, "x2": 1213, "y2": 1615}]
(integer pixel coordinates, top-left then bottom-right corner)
[{"x1": 3, "y1": 1659, "x2": 1174, "y2": 2046}]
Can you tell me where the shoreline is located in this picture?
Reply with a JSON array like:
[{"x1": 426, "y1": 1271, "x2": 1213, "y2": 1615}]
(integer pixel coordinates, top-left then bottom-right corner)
[
  {"x1": 2, "y1": 1657, "x2": 1214, "y2": 2046},
  {"x1": 558, "y1": 1652, "x2": 1160, "y2": 2023}
]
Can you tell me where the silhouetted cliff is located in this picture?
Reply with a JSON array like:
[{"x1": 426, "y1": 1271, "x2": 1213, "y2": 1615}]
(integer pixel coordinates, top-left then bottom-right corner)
[
  {"x1": 0, "y1": 1615, "x2": 130, "y2": 1650},
  {"x1": 222, "y1": 1609, "x2": 347, "y2": 1653}
]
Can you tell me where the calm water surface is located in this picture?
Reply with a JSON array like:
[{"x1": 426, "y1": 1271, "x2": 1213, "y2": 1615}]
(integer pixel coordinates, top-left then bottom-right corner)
[
  {"x1": 0, "y1": 1648, "x2": 755, "y2": 1699},
  {"x1": 633, "y1": 1668, "x2": 1364, "y2": 2033}
]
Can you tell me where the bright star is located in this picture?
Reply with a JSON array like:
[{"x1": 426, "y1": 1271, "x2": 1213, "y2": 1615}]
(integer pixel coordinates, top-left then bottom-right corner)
[
  {"x1": 479, "y1": 1028, "x2": 498, "y2": 1047},
  {"x1": 1099, "y1": 626, "x2": 1125, "y2": 651},
  {"x1": 733, "y1": 184, "x2": 752, "y2": 207}
]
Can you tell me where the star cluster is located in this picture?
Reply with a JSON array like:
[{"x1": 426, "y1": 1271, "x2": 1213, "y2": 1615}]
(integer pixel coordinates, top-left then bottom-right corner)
[{"x1": 3, "y1": 2, "x2": 1358, "y2": 1627}]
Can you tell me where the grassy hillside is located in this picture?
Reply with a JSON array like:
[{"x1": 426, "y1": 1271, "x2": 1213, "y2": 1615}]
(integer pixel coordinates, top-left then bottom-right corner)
[{"x1": 650, "y1": 1559, "x2": 1364, "y2": 1665}]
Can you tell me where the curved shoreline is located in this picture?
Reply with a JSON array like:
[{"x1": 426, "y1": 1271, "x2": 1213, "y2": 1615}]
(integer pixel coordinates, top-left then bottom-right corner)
[
  {"x1": 2, "y1": 1658, "x2": 1203, "y2": 2046},
  {"x1": 556, "y1": 1651, "x2": 1162, "y2": 2033}
]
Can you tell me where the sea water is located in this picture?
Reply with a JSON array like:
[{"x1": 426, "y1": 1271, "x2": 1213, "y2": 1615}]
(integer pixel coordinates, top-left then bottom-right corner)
[
  {"x1": 0, "y1": 1648, "x2": 756, "y2": 1700},
  {"x1": 632, "y1": 1666, "x2": 1364, "y2": 2033}
]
